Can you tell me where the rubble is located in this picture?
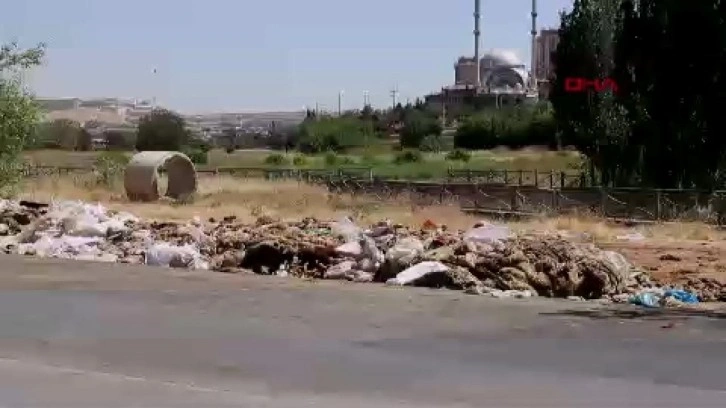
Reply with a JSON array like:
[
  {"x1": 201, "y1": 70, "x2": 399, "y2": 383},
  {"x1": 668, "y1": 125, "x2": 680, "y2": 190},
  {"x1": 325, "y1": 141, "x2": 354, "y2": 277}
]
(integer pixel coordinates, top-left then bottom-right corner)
[{"x1": 1, "y1": 198, "x2": 722, "y2": 302}]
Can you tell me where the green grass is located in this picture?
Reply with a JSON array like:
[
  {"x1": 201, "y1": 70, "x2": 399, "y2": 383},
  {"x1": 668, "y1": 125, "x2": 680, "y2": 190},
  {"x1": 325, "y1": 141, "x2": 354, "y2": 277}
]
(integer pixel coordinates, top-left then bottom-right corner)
[
  {"x1": 23, "y1": 147, "x2": 584, "y2": 181},
  {"x1": 210, "y1": 148, "x2": 582, "y2": 180}
]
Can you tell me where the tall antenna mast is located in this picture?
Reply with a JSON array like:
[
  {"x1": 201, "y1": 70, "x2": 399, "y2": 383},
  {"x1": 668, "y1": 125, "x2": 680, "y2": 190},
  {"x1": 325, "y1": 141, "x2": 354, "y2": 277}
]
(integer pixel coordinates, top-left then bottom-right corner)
[
  {"x1": 474, "y1": 0, "x2": 481, "y2": 88},
  {"x1": 530, "y1": 0, "x2": 538, "y2": 90}
]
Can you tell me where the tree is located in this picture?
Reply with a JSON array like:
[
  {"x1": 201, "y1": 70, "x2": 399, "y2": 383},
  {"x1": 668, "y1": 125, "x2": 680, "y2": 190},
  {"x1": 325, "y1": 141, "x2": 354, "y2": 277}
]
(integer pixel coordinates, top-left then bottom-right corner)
[
  {"x1": 135, "y1": 108, "x2": 189, "y2": 151},
  {"x1": 297, "y1": 116, "x2": 373, "y2": 153},
  {"x1": 38, "y1": 119, "x2": 85, "y2": 150},
  {"x1": 0, "y1": 42, "x2": 45, "y2": 192},
  {"x1": 104, "y1": 130, "x2": 127, "y2": 150},
  {"x1": 399, "y1": 110, "x2": 441, "y2": 149},
  {"x1": 550, "y1": 0, "x2": 726, "y2": 188}
]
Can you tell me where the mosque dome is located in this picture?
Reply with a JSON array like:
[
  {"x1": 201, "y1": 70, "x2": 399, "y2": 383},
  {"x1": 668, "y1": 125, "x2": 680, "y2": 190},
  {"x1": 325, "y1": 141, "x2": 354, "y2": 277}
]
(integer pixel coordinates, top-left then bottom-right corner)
[{"x1": 480, "y1": 50, "x2": 527, "y2": 90}]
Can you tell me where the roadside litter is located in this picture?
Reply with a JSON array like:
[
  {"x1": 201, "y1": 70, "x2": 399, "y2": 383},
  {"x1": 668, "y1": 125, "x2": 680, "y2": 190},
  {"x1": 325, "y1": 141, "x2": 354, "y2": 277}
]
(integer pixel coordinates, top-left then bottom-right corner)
[
  {"x1": 0, "y1": 199, "x2": 721, "y2": 303},
  {"x1": 629, "y1": 288, "x2": 699, "y2": 308}
]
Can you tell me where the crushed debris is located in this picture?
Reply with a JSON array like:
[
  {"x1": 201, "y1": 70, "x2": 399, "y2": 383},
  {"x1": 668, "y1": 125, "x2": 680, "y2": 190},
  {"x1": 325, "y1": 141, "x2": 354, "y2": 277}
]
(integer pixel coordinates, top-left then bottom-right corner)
[{"x1": 1, "y1": 199, "x2": 722, "y2": 302}]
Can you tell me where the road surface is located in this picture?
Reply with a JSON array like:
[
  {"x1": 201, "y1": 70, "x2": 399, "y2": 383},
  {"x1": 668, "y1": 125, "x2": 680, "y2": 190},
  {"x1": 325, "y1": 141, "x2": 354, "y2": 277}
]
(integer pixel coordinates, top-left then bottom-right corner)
[{"x1": 0, "y1": 255, "x2": 725, "y2": 407}]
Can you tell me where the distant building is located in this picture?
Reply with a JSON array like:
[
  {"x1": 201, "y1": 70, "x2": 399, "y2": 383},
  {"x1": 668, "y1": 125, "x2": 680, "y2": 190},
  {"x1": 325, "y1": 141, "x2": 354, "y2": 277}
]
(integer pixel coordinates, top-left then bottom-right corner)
[
  {"x1": 426, "y1": 50, "x2": 530, "y2": 114},
  {"x1": 454, "y1": 57, "x2": 478, "y2": 86}
]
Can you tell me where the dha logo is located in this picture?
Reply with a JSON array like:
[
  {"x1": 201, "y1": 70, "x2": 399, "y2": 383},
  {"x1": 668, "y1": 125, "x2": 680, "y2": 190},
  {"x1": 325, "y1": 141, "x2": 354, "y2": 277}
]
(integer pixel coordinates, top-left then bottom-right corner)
[{"x1": 564, "y1": 77, "x2": 620, "y2": 94}]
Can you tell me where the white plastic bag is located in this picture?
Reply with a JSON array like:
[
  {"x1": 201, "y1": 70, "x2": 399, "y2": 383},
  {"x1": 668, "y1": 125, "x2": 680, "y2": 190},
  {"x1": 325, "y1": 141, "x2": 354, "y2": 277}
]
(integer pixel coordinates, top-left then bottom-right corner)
[{"x1": 145, "y1": 242, "x2": 209, "y2": 270}]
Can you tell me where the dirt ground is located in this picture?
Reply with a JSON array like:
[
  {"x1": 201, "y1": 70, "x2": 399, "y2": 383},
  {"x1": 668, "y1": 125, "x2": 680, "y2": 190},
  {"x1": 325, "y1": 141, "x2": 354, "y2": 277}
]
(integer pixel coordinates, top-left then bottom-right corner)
[{"x1": 603, "y1": 240, "x2": 726, "y2": 286}]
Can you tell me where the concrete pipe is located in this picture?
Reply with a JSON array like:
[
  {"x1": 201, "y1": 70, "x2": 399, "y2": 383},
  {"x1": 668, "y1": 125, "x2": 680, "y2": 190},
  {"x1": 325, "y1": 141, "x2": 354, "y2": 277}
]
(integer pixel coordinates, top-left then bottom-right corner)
[{"x1": 124, "y1": 151, "x2": 198, "y2": 202}]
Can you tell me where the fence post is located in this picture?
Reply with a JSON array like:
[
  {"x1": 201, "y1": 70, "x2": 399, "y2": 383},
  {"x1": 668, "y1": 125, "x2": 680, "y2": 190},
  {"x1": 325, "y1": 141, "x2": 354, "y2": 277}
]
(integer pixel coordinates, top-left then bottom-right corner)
[
  {"x1": 503, "y1": 170, "x2": 509, "y2": 185},
  {"x1": 655, "y1": 190, "x2": 662, "y2": 220},
  {"x1": 518, "y1": 170, "x2": 523, "y2": 186},
  {"x1": 549, "y1": 170, "x2": 554, "y2": 189},
  {"x1": 599, "y1": 187, "x2": 608, "y2": 216},
  {"x1": 466, "y1": 169, "x2": 472, "y2": 182},
  {"x1": 534, "y1": 169, "x2": 539, "y2": 188},
  {"x1": 511, "y1": 187, "x2": 519, "y2": 211},
  {"x1": 560, "y1": 171, "x2": 566, "y2": 189}
]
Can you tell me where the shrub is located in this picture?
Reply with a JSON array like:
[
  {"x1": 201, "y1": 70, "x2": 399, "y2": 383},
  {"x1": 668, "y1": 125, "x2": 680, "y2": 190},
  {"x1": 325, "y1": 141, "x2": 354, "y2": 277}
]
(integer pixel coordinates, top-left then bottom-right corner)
[
  {"x1": 446, "y1": 149, "x2": 471, "y2": 162},
  {"x1": 324, "y1": 151, "x2": 338, "y2": 166},
  {"x1": 184, "y1": 148, "x2": 208, "y2": 165},
  {"x1": 420, "y1": 135, "x2": 445, "y2": 152},
  {"x1": 93, "y1": 151, "x2": 129, "y2": 187},
  {"x1": 292, "y1": 154, "x2": 308, "y2": 166},
  {"x1": 400, "y1": 111, "x2": 442, "y2": 148},
  {"x1": 104, "y1": 130, "x2": 136, "y2": 150},
  {"x1": 393, "y1": 150, "x2": 423, "y2": 164},
  {"x1": 454, "y1": 107, "x2": 557, "y2": 150},
  {"x1": 264, "y1": 153, "x2": 287, "y2": 166}
]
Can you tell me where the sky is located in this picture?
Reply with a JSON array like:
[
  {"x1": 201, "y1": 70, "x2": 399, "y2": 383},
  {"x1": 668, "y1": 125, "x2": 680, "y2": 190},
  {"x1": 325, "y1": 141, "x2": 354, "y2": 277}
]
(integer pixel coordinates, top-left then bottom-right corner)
[{"x1": 2, "y1": 0, "x2": 572, "y2": 113}]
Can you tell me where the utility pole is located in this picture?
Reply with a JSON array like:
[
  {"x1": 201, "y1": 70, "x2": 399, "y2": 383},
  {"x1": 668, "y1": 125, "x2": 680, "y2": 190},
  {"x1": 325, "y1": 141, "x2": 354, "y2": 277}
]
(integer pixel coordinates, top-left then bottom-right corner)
[
  {"x1": 441, "y1": 87, "x2": 447, "y2": 126},
  {"x1": 151, "y1": 67, "x2": 158, "y2": 109},
  {"x1": 389, "y1": 86, "x2": 399, "y2": 109},
  {"x1": 338, "y1": 90, "x2": 344, "y2": 116},
  {"x1": 474, "y1": 0, "x2": 481, "y2": 88},
  {"x1": 363, "y1": 91, "x2": 370, "y2": 108},
  {"x1": 530, "y1": 0, "x2": 538, "y2": 90}
]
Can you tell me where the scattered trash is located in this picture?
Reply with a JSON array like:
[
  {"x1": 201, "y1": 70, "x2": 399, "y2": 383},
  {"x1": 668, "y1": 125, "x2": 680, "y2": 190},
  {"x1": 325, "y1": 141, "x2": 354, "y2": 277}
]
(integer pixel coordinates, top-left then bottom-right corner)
[
  {"x1": 616, "y1": 232, "x2": 646, "y2": 242},
  {"x1": 463, "y1": 224, "x2": 511, "y2": 244},
  {"x1": 145, "y1": 242, "x2": 208, "y2": 270},
  {"x1": 629, "y1": 288, "x2": 699, "y2": 308},
  {"x1": 629, "y1": 291, "x2": 662, "y2": 308},
  {"x1": 663, "y1": 289, "x2": 699, "y2": 304},
  {"x1": 0, "y1": 198, "x2": 722, "y2": 305}
]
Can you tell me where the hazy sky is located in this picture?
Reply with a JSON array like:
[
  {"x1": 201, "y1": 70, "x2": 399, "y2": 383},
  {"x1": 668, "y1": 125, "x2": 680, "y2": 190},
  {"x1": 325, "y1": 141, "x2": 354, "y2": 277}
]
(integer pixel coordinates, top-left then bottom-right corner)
[{"x1": 2, "y1": 0, "x2": 572, "y2": 113}]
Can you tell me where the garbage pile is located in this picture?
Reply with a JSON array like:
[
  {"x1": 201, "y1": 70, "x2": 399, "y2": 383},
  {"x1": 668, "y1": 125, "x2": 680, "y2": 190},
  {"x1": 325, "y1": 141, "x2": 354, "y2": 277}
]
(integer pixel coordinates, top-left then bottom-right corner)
[{"x1": 0, "y1": 199, "x2": 714, "y2": 303}]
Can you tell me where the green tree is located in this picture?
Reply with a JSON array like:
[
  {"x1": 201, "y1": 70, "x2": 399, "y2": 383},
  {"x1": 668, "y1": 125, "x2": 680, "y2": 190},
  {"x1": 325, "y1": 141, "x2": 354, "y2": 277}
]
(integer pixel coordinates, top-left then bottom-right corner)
[
  {"x1": 297, "y1": 116, "x2": 373, "y2": 153},
  {"x1": 103, "y1": 130, "x2": 128, "y2": 151},
  {"x1": 38, "y1": 119, "x2": 85, "y2": 150},
  {"x1": 135, "y1": 108, "x2": 189, "y2": 151},
  {"x1": 399, "y1": 110, "x2": 441, "y2": 148},
  {"x1": 0, "y1": 42, "x2": 45, "y2": 193},
  {"x1": 551, "y1": 0, "x2": 726, "y2": 188},
  {"x1": 453, "y1": 106, "x2": 557, "y2": 150}
]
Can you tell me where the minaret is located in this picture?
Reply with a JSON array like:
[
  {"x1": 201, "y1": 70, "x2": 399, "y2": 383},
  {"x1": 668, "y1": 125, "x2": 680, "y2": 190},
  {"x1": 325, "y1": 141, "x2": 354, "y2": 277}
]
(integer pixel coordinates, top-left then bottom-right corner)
[
  {"x1": 474, "y1": 0, "x2": 481, "y2": 88},
  {"x1": 530, "y1": 0, "x2": 538, "y2": 90}
]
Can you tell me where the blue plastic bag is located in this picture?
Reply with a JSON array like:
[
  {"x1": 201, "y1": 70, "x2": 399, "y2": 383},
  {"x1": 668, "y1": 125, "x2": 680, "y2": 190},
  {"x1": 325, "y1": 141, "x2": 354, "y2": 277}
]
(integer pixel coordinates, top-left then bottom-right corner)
[
  {"x1": 663, "y1": 289, "x2": 699, "y2": 304},
  {"x1": 629, "y1": 292, "x2": 660, "y2": 308}
]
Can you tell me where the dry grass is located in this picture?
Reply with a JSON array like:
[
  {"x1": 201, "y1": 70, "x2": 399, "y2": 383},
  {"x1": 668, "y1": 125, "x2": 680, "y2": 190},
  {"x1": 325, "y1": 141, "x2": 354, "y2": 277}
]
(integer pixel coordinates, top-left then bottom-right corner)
[
  {"x1": 16, "y1": 173, "x2": 724, "y2": 243},
  {"x1": 18, "y1": 174, "x2": 481, "y2": 229}
]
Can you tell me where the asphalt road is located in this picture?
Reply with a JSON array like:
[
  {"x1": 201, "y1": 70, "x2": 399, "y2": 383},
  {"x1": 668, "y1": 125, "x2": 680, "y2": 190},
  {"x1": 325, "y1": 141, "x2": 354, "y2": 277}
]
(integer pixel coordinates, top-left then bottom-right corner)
[{"x1": 1, "y1": 255, "x2": 726, "y2": 407}]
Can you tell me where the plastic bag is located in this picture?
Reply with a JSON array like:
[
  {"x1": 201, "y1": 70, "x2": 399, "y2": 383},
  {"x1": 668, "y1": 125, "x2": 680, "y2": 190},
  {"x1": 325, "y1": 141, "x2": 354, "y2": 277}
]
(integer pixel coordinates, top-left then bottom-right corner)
[
  {"x1": 330, "y1": 217, "x2": 362, "y2": 242},
  {"x1": 386, "y1": 261, "x2": 449, "y2": 285},
  {"x1": 145, "y1": 243, "x2": 209, "y2": 270},
  {"x1": 664, "y1": 289, "x2": 699, "y2": 304},
  {"x1": 629, "y1": 291, "x2": 660, "y2": 308}
]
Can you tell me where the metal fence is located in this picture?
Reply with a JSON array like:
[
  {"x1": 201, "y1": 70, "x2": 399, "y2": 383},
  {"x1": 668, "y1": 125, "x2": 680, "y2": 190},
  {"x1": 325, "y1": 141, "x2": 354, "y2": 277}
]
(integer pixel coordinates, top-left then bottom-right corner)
[
  {"x1": 25, "y1": 165, "x2": 726, "y2": 223},
  {"x1": 323, "y1": 179, "x2": 725, "y2": 222}
]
